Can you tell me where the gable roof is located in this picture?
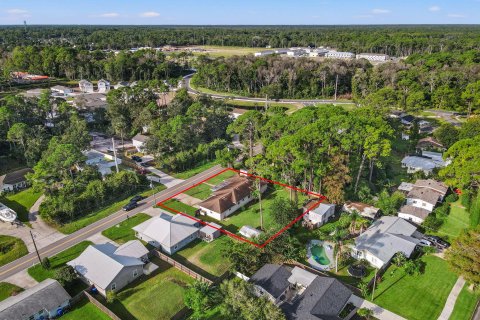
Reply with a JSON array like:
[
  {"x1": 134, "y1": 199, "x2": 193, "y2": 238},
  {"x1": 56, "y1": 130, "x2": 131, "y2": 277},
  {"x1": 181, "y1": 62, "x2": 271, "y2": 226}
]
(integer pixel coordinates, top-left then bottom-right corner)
[
  {"x1": 114, "y1": 240, "x2": 149, "y2": 259},
  {"x1": 0, "y1": 168, "x2": 33, "y2": 186},
  {"x1": 0, "y1": 279, "x2": 71, "y2": 319},
  {"x1": 309, "y1": 203, "x2": 335, "y2": 217},
  {"x1": 399, "y1": 205, "x2": 431, "y2": 220},
  {"x1": 401, "y1": 156, "x2": 439, "y2": 171},
  {"x1": 354, "y1": 216, "x2": 419, "y2": 263},
  {"x1": 343, "y1": 202, "x2": 379, "y2": 219},
  {"x1": 407, "y1": 187, "x2": 440, "y2": 205},
  {"x1": 67, "y1": 243, "x2": 144, "y2": 290},
  {"x1": 133, "y1": 213, "x2": 198, "y2": 248},
  {"x1": 132, "y1": 133, "x2": 149, "y2": 143},
  {"x1": 413, "y1": 179, "x2": 448, "y2": 196},
  {"x1": 251, "y1": 264, "x2": 293, "y2": 299},
  {"x1": 416, "y1": 137, "x2": 444, "y2": 149}
]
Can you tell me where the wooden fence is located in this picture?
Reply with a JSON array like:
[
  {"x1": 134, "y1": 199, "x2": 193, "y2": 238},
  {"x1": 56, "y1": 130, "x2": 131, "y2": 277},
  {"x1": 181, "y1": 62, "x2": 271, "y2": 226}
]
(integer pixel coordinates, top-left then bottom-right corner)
[
  {"x1": 151, "y1": 250, "x2": 214, "y2": 284},
  {"x1": 84, "y1": 291, "x2": 123, "y2": 320}
]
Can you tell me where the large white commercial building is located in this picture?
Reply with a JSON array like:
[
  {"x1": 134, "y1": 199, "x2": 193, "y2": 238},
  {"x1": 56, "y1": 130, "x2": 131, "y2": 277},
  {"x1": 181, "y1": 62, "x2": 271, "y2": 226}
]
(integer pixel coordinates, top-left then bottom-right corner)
[
  {"x1": 325, "y1": 51, "x2": 355, "y2": 59},
  {"x1": 356, "y1": 53, "x2": 390, "y2": 62}
]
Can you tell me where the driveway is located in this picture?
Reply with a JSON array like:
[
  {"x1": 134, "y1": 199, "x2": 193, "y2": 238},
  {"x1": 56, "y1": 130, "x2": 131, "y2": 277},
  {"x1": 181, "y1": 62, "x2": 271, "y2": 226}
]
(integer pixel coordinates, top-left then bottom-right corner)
[
  {"x1": 147, "y1": 167, "x2": 184, "y2": 188},
  {"x1": 28, "y1": 195, "x2": 66, "y2": 250}
]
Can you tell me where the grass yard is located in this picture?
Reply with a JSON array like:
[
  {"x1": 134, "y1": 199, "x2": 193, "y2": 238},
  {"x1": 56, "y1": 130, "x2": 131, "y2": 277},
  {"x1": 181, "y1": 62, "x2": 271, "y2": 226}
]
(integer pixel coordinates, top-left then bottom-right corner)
[
  {"x1": 62, "y1": 299, "x2": 111, "y2": 320},
  {"x1": 28, "y1": 241, "x2": 92, "y2": 282},
  {"x1": 0, "y1": 282, "x2": 23, "y2": 302},
  {"x1": 105, "y1": 259, "x2": 194, "y2": 320},
  {"x1": 193, "y1": 45, "x2": 267, "y2": 57},
  {"x1": 183, "y1": 183, "x2": 213, "y2": 200},
  {"x1": 371, "y1": 255, "x2": 458, "y2": 320},
  {"x1": 328, "y1": 263, "x2": 376, "y2": 288},
  {"x1": 449, "y1": 283, "x2": 480, "y2": 320},
  {"x1": 170, "y1": 160, "x2": 219, "y2": 180},
  {"x1": 0, "y1": 235, "x2": 28, "y2": 267},
  {"x1": 206, "y1": 170, "x2": 237, "y2": 186},
  {"x1": 102, "y1": 213, "x2": 151, "y2": 244},
  {"x1": 436, "y1": 201, "x2": 470, "y2": 240},
  {"x1": 226, "y1": 100, "x2": 299, "y2": 114},
  {"x1": 173, "y1": 237, "x2": 231, "y2": 278},
  {"x1": 161, "y1": 199, "x2": 198, "y2": 216},
  {"x1": 0, "y1": 188, "x2": 42, "y2": 222}
]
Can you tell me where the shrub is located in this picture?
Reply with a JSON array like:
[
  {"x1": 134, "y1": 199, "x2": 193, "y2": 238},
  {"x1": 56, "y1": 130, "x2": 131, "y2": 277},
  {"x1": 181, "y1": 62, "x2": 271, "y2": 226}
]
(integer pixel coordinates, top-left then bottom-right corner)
[
  {"x1": 445, "y1": 193, "x2": 459, "y2": 203},
  {"x1": 41, "y1": 257, "x2": 51, "y2": 270},
  {"x1": 106, "y1": 290, "x2": 117, "y2": 303},
  {"x1": 423, "y1": 215, "x2": 443, "y2": 232},
  {"x1": 54, "y1": 265, "x2": 77, "y2": 286}
]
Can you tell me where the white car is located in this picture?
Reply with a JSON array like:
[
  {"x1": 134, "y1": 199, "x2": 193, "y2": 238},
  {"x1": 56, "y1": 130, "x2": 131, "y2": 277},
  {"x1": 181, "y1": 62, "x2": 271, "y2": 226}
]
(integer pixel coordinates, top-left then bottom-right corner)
[{"x1": 418, "y1": 239, "x2": 432, "y2": 247}]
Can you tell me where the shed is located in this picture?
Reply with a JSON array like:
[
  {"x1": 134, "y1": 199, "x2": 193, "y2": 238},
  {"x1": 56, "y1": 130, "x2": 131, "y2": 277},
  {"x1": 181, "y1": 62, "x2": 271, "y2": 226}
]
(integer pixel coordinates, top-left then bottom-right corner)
[
  {"x1": 199, "y1": 222, "x2": 222, "y2": 242},
  {"x1": 239, "y1": 225, "x2": 262, "y2": 239}
]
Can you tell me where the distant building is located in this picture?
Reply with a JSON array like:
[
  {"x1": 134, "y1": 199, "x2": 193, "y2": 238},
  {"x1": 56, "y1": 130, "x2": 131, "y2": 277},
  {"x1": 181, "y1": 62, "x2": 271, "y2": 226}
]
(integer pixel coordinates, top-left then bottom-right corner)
[
  {"x1": 286, "y1": 49, "x2": 306, "y2": 57},
  {"x1": 416, "y1": 137, "x2": 445, "y2": 151},
  {"x1": 79, "y1": 79, "x2": 94, "y2": 93},
  {"x1": 74, "y1": 93, "x2": 107, "y2": 110},
  {"x1": 401, "y1": 155, "x2": 446, "y2": 175},
  {"x1": 97, "y1": 79, "x2": 111, "y2": 93},
  {"x1": 343, "y1": 202, "x2": 380, "y2": 219},
  {"x1": 303, "y1": 202, "x2": 336, "y2": 228},
  {"x1": 325, "y1": 51, "x2": 355, "y2": 59},
  {"x1": 356, "y1": 53, "x2": 389, "y2": 62},
  {"x1": 114, "y1": 81, "x2": 130, "y2": 89},
  {"x1": 51, "y1": 85, "x2": 73, "y2": 95},
  {"x1": 254, "y1": 50, "x2": 275, "y2": 57},
  {"x1": 132, "y1": 133, "x2": 149, "y2": 152},
  {"x1": 308, "y1": 48, "x2": 328, "y2": 57}
]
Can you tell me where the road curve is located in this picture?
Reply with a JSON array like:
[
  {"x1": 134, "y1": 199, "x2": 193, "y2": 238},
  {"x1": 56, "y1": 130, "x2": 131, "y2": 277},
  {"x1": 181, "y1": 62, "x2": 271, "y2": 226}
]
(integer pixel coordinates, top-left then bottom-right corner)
[
  {"x1": 0, "y1": 164, "x2": 224, "y2": 282},
  {"x1": 183, "y1": 74, "x2": 354, "y2": 105}
]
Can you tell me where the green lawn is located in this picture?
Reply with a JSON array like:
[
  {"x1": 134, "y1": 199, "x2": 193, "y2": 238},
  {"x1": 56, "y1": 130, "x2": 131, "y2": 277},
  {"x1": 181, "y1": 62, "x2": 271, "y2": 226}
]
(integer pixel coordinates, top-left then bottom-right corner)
[
  {"x1": 0, "y1": 188, "x2": 42, "y2": 222},
  {"x1": 161, "y1": 199, "x2": 198, "y2": 216},
  {"x1": 57, "y1": 185, "x2": 164, "y2": 234},
  {"x1": 371, "y1": 255, "x2": 458, "y2": 320},
  {"x1": 0, "y1": 282, "x2": 23, "y2": 302},
  {"x1": 328, "y1": 263, "x2": 376, "y2": 288},
  {"x1": 105, "y1": 259, "x2": 194, "y2": 320},
  {"x1": 28, "y1": 241, "x2": 92, "y2": 282},
  {"x1": 206, "y1": 170, "x2": 237, "y2": 185},
  {"x1": 183, "y1": 183, "x2": 213, "y2": 200},
  {"x1": 62, "y1": 299, "x2": 111, "y2": 320},
  {"x1": 436, "y1": 201, "x2": 470, "y2": 240},
  {"x1": 449, "y1": 283, "x2": 479, "y2": 320},
  {"x1": 173, "y1": 237, "x2": 231, "y2": 277},
  {"x1": 0, "y1": 235, "x2": 28, "y2": 267},
  {"x1": 102, "y1": 213, "x2": 151, "y2": 244},
  {"x1": 170, "y1": 160, "x2": 219, "y2": 180}
]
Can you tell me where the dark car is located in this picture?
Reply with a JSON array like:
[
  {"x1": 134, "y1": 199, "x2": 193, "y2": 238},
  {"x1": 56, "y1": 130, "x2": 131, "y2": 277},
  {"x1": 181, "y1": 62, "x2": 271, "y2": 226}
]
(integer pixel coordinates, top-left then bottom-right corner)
[
  {"x1": 130, "y1": 195, "x2": 145, "y2": 203},
  {"x1": 140, "y1": 162, "x2": 149, "y2": 167},
  {"x1": 424, "y1": 235, "x2": 450, "y2": 249},
  {"x1": 123, "y1": 202, "x2": 138, "y2": 211},
  {"x1": 131, "y1": 155, "x2": 142, "y2": 162}
]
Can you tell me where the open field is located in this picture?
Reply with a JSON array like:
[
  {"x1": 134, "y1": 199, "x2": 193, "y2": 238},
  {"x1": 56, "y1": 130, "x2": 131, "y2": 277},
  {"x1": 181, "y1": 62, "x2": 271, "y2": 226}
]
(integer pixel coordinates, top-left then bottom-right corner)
[
  {"x1": 371, "y1": 255, "x2": 458, "y2": 320},
  {"x1": 0, "y1": 282, "x2": 23, "y2": 302},
  {"x1": 449, "y1": 283, "x2": 480, "y2": 320},
  {"x1": 191, "y1": 45, "x2": 270, "y2": 57},
  {"x1": 183, "y1": 183, "x2": 213, "y2": 200},
  {"x1": 105, "y1": 258, "x2": 194, "y2": 320},
  {"x1": 169, "y1": 160, "x2": 219, "y2": 180},
  {"x1": 0, "y1": 188, "x2": 42, "y2": 222},
  {"x1": 436, "y1": 201, "x2": 470, "y2": 240},
  {"x1": 102, "y1": 213, "x2": 151, "y2": 244},
  {"x1": 0, "y1": 235, "x2": 28, "y2": 267},
  {"x1": 62, "y1": 299, "x2": 111, "y2": 320}
]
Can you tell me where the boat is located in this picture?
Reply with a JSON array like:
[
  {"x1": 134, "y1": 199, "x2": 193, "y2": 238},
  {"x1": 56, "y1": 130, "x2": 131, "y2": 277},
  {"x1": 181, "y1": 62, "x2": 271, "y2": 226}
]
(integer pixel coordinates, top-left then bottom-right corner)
[{"x1": 0, "y1": 202, "x2": 17, "y2": 223}]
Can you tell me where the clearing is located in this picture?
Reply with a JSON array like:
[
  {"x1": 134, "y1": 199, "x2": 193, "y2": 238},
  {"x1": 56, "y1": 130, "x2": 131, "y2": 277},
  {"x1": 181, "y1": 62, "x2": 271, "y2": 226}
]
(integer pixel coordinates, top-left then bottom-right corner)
[
  {"x1": 102, "y1": 213, "x2": 151, "y2": 244},
  {"x1": 0, "y1": 235, "x2": 28, "y2": 267}
]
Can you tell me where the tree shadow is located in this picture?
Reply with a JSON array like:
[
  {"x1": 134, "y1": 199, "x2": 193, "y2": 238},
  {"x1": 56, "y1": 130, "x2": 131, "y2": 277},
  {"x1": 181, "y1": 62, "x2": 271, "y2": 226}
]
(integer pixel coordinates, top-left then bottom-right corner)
[{"x1": 373, "y1": 273, "x2": 406, "y2": 300}]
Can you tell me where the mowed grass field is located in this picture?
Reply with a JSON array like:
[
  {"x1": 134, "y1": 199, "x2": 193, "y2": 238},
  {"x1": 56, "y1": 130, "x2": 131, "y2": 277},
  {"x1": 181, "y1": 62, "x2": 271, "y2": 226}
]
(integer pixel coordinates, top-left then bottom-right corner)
[
  {"x1": 449, "y1": 283, "x2": 480, "y2": 320},
  {"x1": 0, "y1": 282, "x2": 23, "y2": 302},
  {"x1": 192, "y1": 45, "x2": 271, "y2": 57},
  {"x1": 102, "y1": 213, "x2": 151, "y2": 244},
  {"x1": 0, "y1": 235, "x2": 28, "y2": 267},
  {"x1": 436, "y1": 201, "x2": 470, "y2": 240},
  {"x1": 371, "y1": 255, "x2": 458, "y2": 320},
  {"x1": 0, "y1": 188, "x2": 42, "y2": 222},
  {"x1": 62, "y1": 299, "x2": 111, "y2": 320}
]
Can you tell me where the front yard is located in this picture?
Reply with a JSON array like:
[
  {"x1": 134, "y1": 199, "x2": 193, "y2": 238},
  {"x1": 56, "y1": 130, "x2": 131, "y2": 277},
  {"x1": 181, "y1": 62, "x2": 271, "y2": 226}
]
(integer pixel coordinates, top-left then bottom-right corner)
[
  {"x1": 0, "y1": 235, "x2": 28, "y2": 267},
  {"x1": 0, "y1": 188, "x2": 42, "y2": 222},
  {"x1": 102, "y1": 213, "x2": 151, "y2": 244},
  {"x1": 104, "y1": 258, "x2": 194, "y2": 320},
  {"x1": 370, "y1": 255, "x2": 458, "y2": 320},
  {"x1": 450, "y1": 283, "x2": 480, "y2": 320},
  {"x1": 0, "y1": 282, "x2": 23, "y2": 302}
]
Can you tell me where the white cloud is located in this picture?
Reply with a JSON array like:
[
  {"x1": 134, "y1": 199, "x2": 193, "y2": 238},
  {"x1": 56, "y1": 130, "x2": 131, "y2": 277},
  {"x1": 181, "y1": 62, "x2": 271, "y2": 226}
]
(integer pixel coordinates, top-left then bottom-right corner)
[
  {"x1": 428, "y1": 6, "x2": 440, "y2": 12},
  {"x1": 140, "y1": 11, "x2": 160, "y2": 17},
  {"x1": 372, "y1": 8, "x2": 391, "y2": 14},
  {"x1": 99, "y1": 12, "x2": 120, "y2": 18},
  {"x1": 447, "y1": 13, "x2": 466, "y2": 18},
  {"x1": 6, "y1": 9, "x2": 28, "y2": 14}
]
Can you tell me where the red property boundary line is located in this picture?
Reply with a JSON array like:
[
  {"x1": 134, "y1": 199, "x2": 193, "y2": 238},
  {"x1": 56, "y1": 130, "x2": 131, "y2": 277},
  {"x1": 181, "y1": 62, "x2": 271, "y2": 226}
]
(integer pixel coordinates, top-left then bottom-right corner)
[{"x1": 157, "y1": 168, "x2": 327, "y2": 249}]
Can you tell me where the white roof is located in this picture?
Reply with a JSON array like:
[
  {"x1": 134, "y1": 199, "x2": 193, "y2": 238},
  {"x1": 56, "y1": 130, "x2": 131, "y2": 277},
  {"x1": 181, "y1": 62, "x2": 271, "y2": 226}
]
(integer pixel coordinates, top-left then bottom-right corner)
[
  {"x1": 401, "y1": 156, "x2": 439, "y2": 170},
  {"x1": 114, "y1": 240, "x2": 149, "y2": 259},
  {"x1": 239, "y1": 225, "x2": 262, "y2": 238},
  {"x1": 398, "y1": 182, "x2": 414, "y2": 192},
  {"x1": 288, "y1": 267, "x2": 317, "y2": 287},
  {"x1": 310, "y1": 203, "x2": 335, "y2": 217},
  {"x1": 67, "y1": 243, "x2": 144, "y2": 290},
  {"x1": 200, "y1": 222, "x2": 222, "y2": 235},
  {"x1": 133, "y1": 213, "x2": 198, "y2": 248}
]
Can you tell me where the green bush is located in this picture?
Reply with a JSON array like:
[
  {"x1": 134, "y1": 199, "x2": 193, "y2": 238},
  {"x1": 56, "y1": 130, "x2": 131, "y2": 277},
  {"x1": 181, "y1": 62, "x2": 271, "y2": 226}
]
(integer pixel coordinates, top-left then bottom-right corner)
[
  {"x1": 445, "y1": 193, "x2": 459, "y2": 203},
  {"x1": 460, "y1": 190, "x2": 472, "y2": 211}
]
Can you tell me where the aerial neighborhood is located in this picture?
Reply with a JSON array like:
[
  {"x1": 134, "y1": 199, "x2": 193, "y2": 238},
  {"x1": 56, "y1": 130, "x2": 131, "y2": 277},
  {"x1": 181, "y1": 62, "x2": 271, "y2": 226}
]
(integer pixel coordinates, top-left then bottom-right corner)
[{"x1": 0, "y1": 8, "x2": 479, "y2": 320}]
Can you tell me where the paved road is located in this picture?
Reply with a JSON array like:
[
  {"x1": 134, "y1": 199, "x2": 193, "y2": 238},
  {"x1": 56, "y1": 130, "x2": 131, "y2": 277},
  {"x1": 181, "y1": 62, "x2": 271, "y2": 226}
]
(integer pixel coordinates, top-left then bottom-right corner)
[
  {"x1": 0, "y1": 164, "x2": 224, "y2": 282},
  {"x1": 183, "y1": 74, "x2": 354, "y2": 105}
]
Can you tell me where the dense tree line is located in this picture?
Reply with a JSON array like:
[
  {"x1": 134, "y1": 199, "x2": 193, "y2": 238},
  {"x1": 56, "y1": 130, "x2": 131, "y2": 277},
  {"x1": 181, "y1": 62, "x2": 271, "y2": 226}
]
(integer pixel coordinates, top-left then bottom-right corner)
[{"x1": 1, "y1": 25, "x2": 480, "y2": 56}]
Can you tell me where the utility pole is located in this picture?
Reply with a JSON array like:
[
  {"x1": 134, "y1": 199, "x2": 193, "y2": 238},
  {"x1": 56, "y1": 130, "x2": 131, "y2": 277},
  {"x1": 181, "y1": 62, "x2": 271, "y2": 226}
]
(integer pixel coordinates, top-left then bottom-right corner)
[
  {"x1": 371, "y1": 268, "x2": 378, "y2": 301},
  {"x1": 30, "y1": 231, "x2": 42, "y2": 265},
  {"x1": 265, "y1": 94, "x2": 268, "y2": 111},
  {"x1": 112, "y1": 138, "x2": 119, "y2": 173},
  {"x1": 150, "y1": 181, "x2": 158, "y2": 206}
]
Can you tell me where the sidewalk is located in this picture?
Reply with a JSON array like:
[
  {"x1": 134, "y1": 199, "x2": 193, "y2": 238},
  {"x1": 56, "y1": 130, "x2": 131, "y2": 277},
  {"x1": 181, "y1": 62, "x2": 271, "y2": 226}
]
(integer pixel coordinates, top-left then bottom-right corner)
[
  {"x1": 349, "y1": 295, "x2": 407, "y2": 320},
  {"x1": 147, "y1": 167, "x2": 184, "y2": 188},
  {"x1": 438, "y1": 277, "x2": 466, "y2": 320}
]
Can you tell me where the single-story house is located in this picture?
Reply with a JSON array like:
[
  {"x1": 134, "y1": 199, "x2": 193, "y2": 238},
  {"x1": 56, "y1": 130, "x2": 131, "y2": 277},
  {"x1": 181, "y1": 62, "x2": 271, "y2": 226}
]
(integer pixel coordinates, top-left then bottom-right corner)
[
  {"x1": 97, "y1": 79, "x2": 111, "y2": 93},
  {"x1": 132, "y1": 133, "x2": 149, "y2": 152},
  {"x1": 82, "y1": 149, "x2": 121, "y2": 176},
  {"x1": 416, "y1": 137, "x2": 445, "y2": 151},
  {"x1": 303, "y1": 202, "x2": 336, "y2": 228},
  {"x1": 0, "y1": 278, "x2": 71, "y2": 320},
  {"x1": 67, "y1": 242, "x2": 146, "y2": 296},
  {"x1": 251, "y1": 264, "x2": 352, "y2": 320},
  {"x1": 401, "y1": 156, "x2": 442, "y2": 175},
  {"x1": 197, "y1": 176, "x2": 267, "y2": 221},
  {"x1": 73, "y1": 93, "x2": 107, "y2": 110},
  {"x1": 50, "y1": 85, "x2": 73, "y2": 95},
  {"x1": 79, "y1": 79, "x2": 94, "y2": 93},
  {"x1": 422, "y1": 151, "x2": 448, "y2": 166},
  {"x1": 0, "y1": 168, "x2": 33, "y2": 192},
  {"x1": 398, "y1": 205, "x2": 431, "y2": 224},
  {"x1": 199, "y1": 222, "x2": 222, "y2": 242},
  {"x1": 400, "y1": 114, "x2": 415, "y2": 126},
  {"x1": 351, "y1": 216, "x2": 422, "y2": 268},
  {"x1": 239, "y1": 225, "x2": 263, "y2": 239},
  {"x1": 343, "y1": 202, "x2": 380, "y2": 219},
  {"x1": 133, "y1": 212, "x2": 200, "y2": 254}
]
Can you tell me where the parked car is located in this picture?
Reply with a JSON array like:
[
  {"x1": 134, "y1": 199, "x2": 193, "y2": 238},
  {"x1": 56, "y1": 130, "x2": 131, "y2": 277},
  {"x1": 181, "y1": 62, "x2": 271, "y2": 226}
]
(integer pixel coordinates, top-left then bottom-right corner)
[
  {"x1": 418, "y1": 239, "x2": 432, "y2": 247},
  {"x1": 131, "y1": 155, "x2": 142, "y2": 162},
  {"x1": 123, "y1": 202, "x2": 138, "y2": 211},
  {"x1": 130, "y1": 195, "x2": 145, "y2": 203},
  {"x1": 424, "y1": 235, "x2": 450, "y2": 249},
  {"x1": 140, "y1": 162, "x2": 149, "y2": 167}
]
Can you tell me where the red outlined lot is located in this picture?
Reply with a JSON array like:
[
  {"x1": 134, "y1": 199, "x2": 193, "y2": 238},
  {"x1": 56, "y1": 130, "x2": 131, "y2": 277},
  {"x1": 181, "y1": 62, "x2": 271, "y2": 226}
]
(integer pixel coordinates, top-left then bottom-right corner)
[{"x1": 157, "y1": 168, "x2": 327, "y2": 248}]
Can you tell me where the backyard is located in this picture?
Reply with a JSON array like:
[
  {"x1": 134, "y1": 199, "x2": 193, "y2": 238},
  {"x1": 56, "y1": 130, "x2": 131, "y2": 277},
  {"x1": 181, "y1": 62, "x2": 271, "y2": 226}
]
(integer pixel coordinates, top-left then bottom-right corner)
[
  {"x1": 370, "y1": 255, "x2": 458, "y2": 320},
  {"x1": 0, "y1": 282, "x2": 23, "y2": 301},
  {"x1": 0, "y1": 188, "x2": 42, "y2": 222},
  {"x1": 62, "y1": 299, "x2": 111, "y2": 320},
  {"x1": 103, "y1": 258, "x2": 194, "y2": 320},
  {"x1": 102, "y1": 213, "x2": 151, "y2": 244},
  {"x1": 0, "y1": 235, "x2": 28, "y2": 267},
  {"x1": 435, "y1": 201, "x2": 470, "y2": 240}
]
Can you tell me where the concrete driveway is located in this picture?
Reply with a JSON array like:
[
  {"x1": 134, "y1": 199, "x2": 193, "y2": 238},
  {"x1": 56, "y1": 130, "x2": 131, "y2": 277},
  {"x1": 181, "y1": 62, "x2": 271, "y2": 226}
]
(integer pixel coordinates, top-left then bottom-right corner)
[{"x1": 147, "y1": 167, "x2": 184, "y2": 188}]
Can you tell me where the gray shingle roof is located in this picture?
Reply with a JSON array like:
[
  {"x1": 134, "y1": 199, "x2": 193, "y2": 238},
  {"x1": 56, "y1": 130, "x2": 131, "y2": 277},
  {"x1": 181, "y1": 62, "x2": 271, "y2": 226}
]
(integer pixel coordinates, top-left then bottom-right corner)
[
  {"x1": 399, "y1": 205, "x2": 431, "y2": 220},
  {"x1": 414, "y1": 179, "x2": 448, "y2": 196},
  {"x1": 407, "y1": 187, "x2": 440, "y2": 205},
  {"x1": 250, "y1": 264, "x2": 292, "y2": 299},
  {"x1": 0, "y1": 279, "x2": 71, "y2": 320}
]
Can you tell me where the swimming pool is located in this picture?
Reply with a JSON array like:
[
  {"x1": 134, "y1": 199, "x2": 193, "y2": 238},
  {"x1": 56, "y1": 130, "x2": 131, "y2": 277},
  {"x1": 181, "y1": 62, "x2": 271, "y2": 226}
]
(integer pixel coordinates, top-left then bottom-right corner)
[{"x1": 311, "y1": 245, "x2": 331, "y2": 266}]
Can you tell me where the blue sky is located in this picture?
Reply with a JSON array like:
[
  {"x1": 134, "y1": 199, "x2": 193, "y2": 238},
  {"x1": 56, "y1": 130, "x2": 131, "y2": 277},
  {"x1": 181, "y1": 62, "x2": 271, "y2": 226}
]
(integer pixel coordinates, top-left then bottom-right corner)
[{"x1": 0, "y1": 0, "x2": 479, "y2": 25}]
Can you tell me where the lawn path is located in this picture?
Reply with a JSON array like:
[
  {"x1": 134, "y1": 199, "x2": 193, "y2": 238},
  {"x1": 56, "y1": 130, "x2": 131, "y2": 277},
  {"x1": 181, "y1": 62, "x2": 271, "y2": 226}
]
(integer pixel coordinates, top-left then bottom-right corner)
[{"x1": 437, "y1": 277, "x2": 465, "y2": 320}]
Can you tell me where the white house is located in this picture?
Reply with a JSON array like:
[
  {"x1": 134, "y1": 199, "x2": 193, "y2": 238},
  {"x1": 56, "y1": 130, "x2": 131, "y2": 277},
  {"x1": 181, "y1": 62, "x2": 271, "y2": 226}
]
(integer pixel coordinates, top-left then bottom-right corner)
[
  {"x1": 97, "y1": 79, "x2": 111, "y2": 93},
  {"x1": 239, "y1": 225, "x2": 263, "y2": 239},
  {"x1": 79, "y1": 79, "x2": 94, "y2": 93},
  {"x1": 132, "y1": 133, "x2": 149, "y2": 152},
  {"x1": 398, "y1": 205, "x2": 431, "y2": 224},
  {"x1": 356, "y1": 53, "x2": 389, "y2": 62},
  {"x1": 406, "y1": 187, "x2": 440, "y2": 212},
  {"x1": 303, "y1": 202, "x2": 336, "y2": 228},
  {"x1": 352, "y1": 216, "x2": 421, "y2": 268},
  {"x1": 82, "y1": 149, "x2": 121, "y2": 176},
  {"x1": 0, "y1": 168, "x2": 33, "y2": 192},
  {"x1": 50, "y1": 85, "x2": 73, "y2": 95},
  {"x1": 401, "y1": 156, "x2": 441, "y2": 175},
  {"x1": 197, "y1": 176, "x2": 267, "y2": 221}
]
